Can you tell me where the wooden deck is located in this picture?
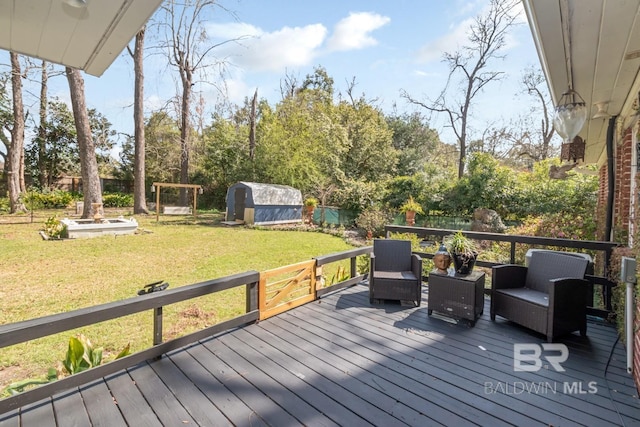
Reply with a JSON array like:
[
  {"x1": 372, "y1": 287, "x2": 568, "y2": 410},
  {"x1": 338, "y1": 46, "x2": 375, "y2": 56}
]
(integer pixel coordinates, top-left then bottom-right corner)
[{"x1": 1, "y1": 283, "x2": 639, "y2": 426}]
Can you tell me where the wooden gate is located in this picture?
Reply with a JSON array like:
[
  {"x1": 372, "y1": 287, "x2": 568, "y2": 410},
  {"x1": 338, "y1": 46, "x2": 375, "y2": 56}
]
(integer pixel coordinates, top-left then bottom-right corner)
[{"x1": 259, "y1": 259, "x2": 316, "y2": 320}]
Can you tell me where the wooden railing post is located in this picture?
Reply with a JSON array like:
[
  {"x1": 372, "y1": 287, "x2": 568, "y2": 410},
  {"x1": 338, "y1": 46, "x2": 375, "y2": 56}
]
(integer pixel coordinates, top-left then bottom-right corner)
[
  {"x1": 350, "y1": 256, "x2": 357, "y2": 278},
  {"x1": 153, "y1": 307, "x2": 163, "y2": 346},
  {"x1": 246, "y1": 280, "x2": 258, "y2": 313}
]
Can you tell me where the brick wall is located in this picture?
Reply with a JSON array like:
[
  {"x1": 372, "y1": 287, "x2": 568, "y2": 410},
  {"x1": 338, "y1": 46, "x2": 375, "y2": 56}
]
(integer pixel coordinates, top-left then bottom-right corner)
[
  {"x1": 597, "y1": 127, "x2": 634, "y2": 240},
  {"x1": 615, "y1": 129, "x2": 634, "y2": 234},
  {"x1": 595, "y1": 126, "x2": 640, "y2": 392}
]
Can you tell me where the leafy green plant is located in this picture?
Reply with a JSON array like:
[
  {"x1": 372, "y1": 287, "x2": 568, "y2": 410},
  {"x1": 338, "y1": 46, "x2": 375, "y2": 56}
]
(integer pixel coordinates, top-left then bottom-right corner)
[
  {"x1": 43, "y1": 215, "x2": 67, "y2": 239},
  {"x1": 63, "y1": 335, "x2": 102, "y2": 375},
  {"x1": 328, "y1": 265, "x2": 351, "y2": 285},
  {"x1": 21, "y1": 189, "x2": 77, "y2": 209},
  {"x1": 62, "y1": 334, "x2": 130, "y2": 375},
  {"x1": 3, "y1": 369, "x2": 58, "y2": 396},
  {"x1": 355, "y1": 206, "x2": 394, "y2": 238},
  {"x1": 0, "y1": 196, "x2": 9, "y2": 213},
  {"x1": 444, "y1": 230, "x2": 477, "y2": 256},
  {"x1": 2, "y1": 335, "x2": 131, "y2": 397},
  {"x1": 304, "y1": 197, "x2": 318, "y2": 207},
  {"x1": 102, "y1": 192, "x2": 134, "y2": 208},
  {"x1": 399, "y1": 195, "x2": 424, "y2": 215}
]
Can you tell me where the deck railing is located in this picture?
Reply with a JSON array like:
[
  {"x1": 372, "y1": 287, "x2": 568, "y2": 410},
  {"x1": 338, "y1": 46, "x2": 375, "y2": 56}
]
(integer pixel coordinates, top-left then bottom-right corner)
[
  {"x1": 385, "y1": 226, "x2": 619, "y2": 318},
  {"x1": 0, "y1": 247, "x2": 371, "y2": 414}
]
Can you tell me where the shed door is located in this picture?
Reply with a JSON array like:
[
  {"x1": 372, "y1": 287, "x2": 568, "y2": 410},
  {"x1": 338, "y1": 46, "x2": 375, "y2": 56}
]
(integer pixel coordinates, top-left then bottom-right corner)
[{"x1": 234, "y1": 188, "x2": 245, "y2": 220}]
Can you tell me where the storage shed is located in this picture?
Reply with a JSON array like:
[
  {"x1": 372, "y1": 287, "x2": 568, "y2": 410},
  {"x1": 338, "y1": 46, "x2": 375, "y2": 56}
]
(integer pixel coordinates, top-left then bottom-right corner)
[{"x1": 225, "y1": 182, "x2": 303, "y2": 225}]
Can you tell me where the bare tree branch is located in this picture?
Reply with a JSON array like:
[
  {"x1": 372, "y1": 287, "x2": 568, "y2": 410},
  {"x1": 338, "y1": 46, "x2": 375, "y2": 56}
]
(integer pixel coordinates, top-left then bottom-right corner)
[{"x1": 401, "y1": 0, "x2": 520, "y2": 178}]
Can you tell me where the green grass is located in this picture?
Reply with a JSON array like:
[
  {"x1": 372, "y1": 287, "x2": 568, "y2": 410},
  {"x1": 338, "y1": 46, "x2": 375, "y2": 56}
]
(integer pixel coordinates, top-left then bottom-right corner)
[{"x1": 0, "y1": 210, "x2": 356, "y2": 390}]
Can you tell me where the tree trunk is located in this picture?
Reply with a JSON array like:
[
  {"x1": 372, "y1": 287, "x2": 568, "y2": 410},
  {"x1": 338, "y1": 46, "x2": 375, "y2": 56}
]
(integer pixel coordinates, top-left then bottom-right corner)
[
  {"x1": 133, "y1": 27, "x2": 149, "y2": 214},
  {"x1": 249, "y1": 88, "x2": 257, "y2": 160},
  {"x1": 38, "y1": 60, "x2": 48, "y2": 188},
  {"x1": 178, "y1": 68, "x2": 192, "y2": 206},
  {"x1": 8, "y1": 52, "x2": 26, "y2": 213},
  {"x1": 66, "y1": 67, "x2": 102, "y2": 219}
]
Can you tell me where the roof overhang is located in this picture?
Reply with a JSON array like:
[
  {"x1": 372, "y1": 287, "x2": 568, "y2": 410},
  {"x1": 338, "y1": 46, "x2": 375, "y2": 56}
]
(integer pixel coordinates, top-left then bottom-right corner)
[
  {"x1": 0, "y1": 0, "x2": 164, "y2": 77},
  {"x1": 522, "y1": 0, "x2": 640, "y2": 165}
]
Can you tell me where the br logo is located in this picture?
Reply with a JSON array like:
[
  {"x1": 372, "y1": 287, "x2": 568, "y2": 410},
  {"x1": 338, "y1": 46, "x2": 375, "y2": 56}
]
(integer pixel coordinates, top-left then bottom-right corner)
[{"x1": 513, "y1": 343, "x2": 569, "y2": 372}]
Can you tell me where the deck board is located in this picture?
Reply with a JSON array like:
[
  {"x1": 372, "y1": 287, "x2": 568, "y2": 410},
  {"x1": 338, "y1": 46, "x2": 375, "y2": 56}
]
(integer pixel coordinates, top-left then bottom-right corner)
[
  {"x1": 237, "y1": 319, "x2": 432, "y2": 427},
  {"x1": 191, "y1": 340, "x2": 299, "y2": 427},
  {"x1": 150, "y1": 354, "x2": 232, "y2": 426},
  {"x1": 212, "y1": 333, "x2": 341, "y2": 427},
  {"x1": 1, "y1": 283, "x2": 639, "y2": 426},
  {"x1": 126, "y1": 362, "x2": 195, "y2": 425},
  {"x1": 17, "y1": 401, "x2": 55, "y2": 427},
  {"x1": 181, "y1": 343, "x2": 270, "y2": 427},
  {"x1": 79, "y1": 379, "x2": 127, "y2": 427},
  {"x1": 103, "y1": 371, "x2": 162, "y2": 427},
  {"x1": 330, "y1": 290, "x2": 627, "y2": 421},
  {"x1": 52, "y1": 389, "x2": 92, "y2": 427},
  {"x1": 303, "y1": 289, "x2": 615, "y2": 425}
]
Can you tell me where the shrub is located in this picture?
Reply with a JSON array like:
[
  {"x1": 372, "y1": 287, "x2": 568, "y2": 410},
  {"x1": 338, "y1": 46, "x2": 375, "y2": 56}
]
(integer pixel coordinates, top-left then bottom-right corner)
[
  {"x1": 0, "y1": 196, "x2": 8, "y2": 213},
  {"x1": 43, "y1": 215, "x2": 67, "y2": 239},
  {"x1": 21, "y1": 189, "x2": 78, "y2": 209},
  {"x1": 512, "y1": 213, "x2": 597, "y2": 241},
  {"x1": 102, "y1": 192, "x2": 134, "y2": 208},
  {"x1": 355, "y1": 206, "x2": 394, "y2": 238}
]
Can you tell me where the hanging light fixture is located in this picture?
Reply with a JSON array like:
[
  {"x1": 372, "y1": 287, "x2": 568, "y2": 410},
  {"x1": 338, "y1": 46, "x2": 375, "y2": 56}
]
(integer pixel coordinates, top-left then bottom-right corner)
[
  {"x1": 553, "y1": 89, "x2": 588, "y2": 145},
  {"x1": 560, "y1": 135, "x2": 586, "y2": 163},
  {"x1": 592, "y1": 101, "x2": 609, "y2": 119},
  {"x1": 65, "y1": 0, "x2": 87, "y2": 7}
]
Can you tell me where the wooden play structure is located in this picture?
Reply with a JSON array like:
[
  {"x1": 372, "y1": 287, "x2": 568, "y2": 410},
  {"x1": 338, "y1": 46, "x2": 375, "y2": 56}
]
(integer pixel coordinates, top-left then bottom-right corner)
[{"x1": 152, "y1": 182, "x2": 203, "y2": 222}]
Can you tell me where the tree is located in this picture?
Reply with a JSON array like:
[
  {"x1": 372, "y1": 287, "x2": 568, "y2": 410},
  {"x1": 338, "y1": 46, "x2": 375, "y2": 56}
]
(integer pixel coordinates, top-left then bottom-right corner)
[
  {"x1": 36, "y1": 61, "x2": 49, "y2": 188},
  {"x1": 8, "y1": 52, "x2": 26, "y2": 213},
  {"x1": 159, "y1": 0, "x2": 236, "y2": 205},
  {"x1": 336, "y1": 99, "x2": 396, "y2": 183},
  {"x1": 401, "y1": 0, "x2": 520, "y2": 178},
  {"x1": 25, "y1": 100, "x2": 78, "y2": 185},
  {"x1": 26, "y1": 100, "x2": 116, "y2": 187},
  {"x1": 127, "y1": 27, "x2": 149, "y2": 214},
  {"x1": 66, "y1": 67, "x2": 102, "y2": 219},
  {"x1": 520, "y1": 67, "x2": 556, "y2": 160},
  {"x1": 441, "y1": 152, "x2": 518, "y2": 218},
  {"x1": 144, "y1": 111, "x2": 182, "y2": 184},
  {"x1": 386, "y1": 111, "x2": 441, "y2": 176},
  {"x1": 0, "y1": 71, "x2": 11, "y2": 182}
]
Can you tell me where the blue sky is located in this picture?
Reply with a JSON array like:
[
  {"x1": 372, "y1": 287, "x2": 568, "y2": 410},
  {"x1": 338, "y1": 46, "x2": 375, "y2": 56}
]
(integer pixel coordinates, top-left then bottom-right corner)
[{"x1": 6, "y1": 0, "x2": 543, "y2": 148}]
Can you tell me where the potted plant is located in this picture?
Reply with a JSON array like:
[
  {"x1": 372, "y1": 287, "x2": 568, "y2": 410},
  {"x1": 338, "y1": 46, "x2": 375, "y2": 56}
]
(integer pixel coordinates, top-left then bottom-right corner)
[
  {"x1": 445, "y1": 230, "x2": 478, "y2": 275},
  {"x1": 399, "y1": 196, "x2": 424, "y2": 226},
  {"x1": 304, "y1": 197, "x2": 318, "y2": 223}
]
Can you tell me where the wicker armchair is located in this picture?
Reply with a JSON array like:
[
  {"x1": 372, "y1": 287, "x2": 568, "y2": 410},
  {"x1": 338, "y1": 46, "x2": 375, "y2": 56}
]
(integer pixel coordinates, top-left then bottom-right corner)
[
  {"x1": 490, "y1": 251, "x2": 590, "y2": 342},
  {"x1": 369, "y1": 239, "x2": 422, "y2": 306}
]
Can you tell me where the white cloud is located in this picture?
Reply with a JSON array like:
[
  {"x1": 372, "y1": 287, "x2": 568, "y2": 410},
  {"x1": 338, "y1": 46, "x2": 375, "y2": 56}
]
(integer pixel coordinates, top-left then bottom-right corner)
[
  {"x1": 145, "y1": 95, "x2": 165, "y2": 112},
  {"x1": 415, "y1": 0, "x2": 524, "y2": 64},
  {"x1": 207, "y1": 22, "x2": 327, "y2": 72},
  {"x1": 223, "y1": 77, "x2": 251, "y2": 105},
  {"x1": 415, "y1": 18, "x2": 473, "y2": 63},
  {"x1": 326, "y1": 12, "x2": 390, "y2": 52}
]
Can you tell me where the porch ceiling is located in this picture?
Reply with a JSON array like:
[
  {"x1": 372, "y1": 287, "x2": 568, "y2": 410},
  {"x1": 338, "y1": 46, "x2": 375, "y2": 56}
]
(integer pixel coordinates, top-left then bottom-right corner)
[
  {"x1": 523, "y1": 0, "x2": 640, "y2": 165},
  {"x1": 0, "y1": 0, "x2": 163, "y2": 77}
]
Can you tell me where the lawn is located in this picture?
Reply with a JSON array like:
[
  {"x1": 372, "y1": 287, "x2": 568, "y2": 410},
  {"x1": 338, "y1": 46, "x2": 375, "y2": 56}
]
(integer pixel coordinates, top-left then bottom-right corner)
[{"x1": 0, "y1": 210, "x2": 358, "y2": 390}]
